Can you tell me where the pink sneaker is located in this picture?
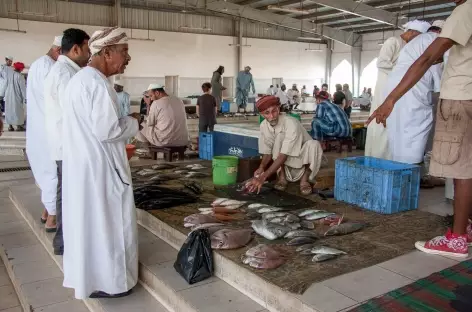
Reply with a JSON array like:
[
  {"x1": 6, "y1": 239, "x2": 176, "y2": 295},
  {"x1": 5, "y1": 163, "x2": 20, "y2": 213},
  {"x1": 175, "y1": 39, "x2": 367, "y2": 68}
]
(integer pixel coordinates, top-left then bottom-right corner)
[{"x1": 415, "y1": 229, "x2": 468, "y2": 258}]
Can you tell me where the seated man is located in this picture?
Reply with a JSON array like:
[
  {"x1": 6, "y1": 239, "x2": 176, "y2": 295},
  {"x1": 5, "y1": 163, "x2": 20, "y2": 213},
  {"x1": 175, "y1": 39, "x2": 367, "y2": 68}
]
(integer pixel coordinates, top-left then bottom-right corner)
[
  {"x1": 136, "y1": 84, "x2": 189, "y2": 147},
  {"x1": 311, "y1": 91, "x2": 351, "y2": 140},
  {"x1": 245, "y1": 96, "x2": 323, "y2": 196}
]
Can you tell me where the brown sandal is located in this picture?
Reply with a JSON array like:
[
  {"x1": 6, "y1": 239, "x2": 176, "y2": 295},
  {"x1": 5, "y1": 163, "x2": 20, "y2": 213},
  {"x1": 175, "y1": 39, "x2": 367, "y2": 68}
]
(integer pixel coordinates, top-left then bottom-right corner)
[{"x1": 300, "y1": 182, "x2": 313, "y2": 195}]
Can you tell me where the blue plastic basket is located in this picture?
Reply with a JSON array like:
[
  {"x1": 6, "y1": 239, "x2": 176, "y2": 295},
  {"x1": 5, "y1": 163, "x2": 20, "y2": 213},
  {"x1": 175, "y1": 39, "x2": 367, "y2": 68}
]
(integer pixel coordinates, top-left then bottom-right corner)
[
  {"x1": 221, "y1": 100, "x2": 230, "y2": 113},
  {"x1": 199, "y1": 132, "x2": 214, "y2": 160},
  {"x1": 334, "y1": 156, "x2": 420, "y2": 214}
]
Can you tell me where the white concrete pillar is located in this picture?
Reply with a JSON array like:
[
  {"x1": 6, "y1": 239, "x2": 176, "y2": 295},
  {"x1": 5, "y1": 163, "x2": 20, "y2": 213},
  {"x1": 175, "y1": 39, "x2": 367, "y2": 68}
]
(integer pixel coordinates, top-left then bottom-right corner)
[
  {"x1": 351, "y1": 46, "x2": 362, "y2": 97},
  {"x1": 164, "y1": 75, "x2": 179, "y2": 96},
  {"x1": 325, "y1": 40, "x2": 332, "y2": 86}
]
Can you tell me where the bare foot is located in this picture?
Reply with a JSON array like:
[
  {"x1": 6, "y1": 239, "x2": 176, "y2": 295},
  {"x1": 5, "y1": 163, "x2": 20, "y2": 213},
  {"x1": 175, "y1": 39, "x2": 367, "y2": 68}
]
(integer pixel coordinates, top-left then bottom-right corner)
[
  {"x1": 274, "y1": 176, "x2": 288, "y2": 191},
  {"x1": 45, "y1": 215, "x2": 56, "y2": 230},
  {"x1": 41, "y1": 209, "x2": 48, "y2": 223}
]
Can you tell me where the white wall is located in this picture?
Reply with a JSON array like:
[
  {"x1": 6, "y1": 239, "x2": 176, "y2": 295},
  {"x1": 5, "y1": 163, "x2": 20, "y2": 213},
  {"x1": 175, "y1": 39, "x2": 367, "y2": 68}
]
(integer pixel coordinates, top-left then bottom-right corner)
[{"x1": 0, "y1": 18, "x2": 328, "y2": 99}]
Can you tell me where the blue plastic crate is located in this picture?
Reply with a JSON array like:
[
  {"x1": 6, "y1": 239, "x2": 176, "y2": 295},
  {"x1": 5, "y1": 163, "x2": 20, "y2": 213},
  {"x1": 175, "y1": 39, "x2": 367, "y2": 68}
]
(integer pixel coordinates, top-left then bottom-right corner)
[
  {"x1": 334, "y1": 156, "x2": 420, "y2": 214},
  {"x1": 221, "y1": 100, "x2": 230, "y2": 113},
  {"x1": 199, "y1": 132, "x2": 213, "y2": 160},
  {"x1": 213, "y1": 131, "x2": 259, "y2": 158}
]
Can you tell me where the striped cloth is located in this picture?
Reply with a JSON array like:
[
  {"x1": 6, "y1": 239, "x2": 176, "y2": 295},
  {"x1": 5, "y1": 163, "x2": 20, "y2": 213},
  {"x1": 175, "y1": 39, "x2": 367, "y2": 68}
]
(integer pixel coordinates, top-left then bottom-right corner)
[
  {"x1": 349, "y1": 259, "x2": 472, "y2": 312},
  {"x1": 311, "y1": 100, "x2": 351, "y2": 140}
]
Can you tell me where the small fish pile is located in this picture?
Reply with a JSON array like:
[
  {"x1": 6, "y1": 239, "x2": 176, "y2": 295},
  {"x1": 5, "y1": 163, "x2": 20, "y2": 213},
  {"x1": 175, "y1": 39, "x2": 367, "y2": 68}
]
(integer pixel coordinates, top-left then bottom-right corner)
[
  {"x1": 242, "y1": 244, "x2": 285, "y2": 269},
  {"x1": 211, "y1": 228, "x2": 253, "y2": 249},
  {"x1": 151, "y1": 163, "x2": 176, "y2": 170},
  {"x1": 324, "y1": 222, "x2": 366, "y2": 236},
  {"x1": 183, "y1": 181, "x2": 203, "y2": 195},
  {"x1": 297, "y1": 245, "x2": 346, "y2": 262},
  {"x1": 298, "y1": 209, "x2": 336, "y2": 221},
  {"x1": 212, "y1": 198, "x2": 247, "y2": 209},
  {"x1": 136, "y1": 168, "x2": 159, "y2": 176},
  {"x1": 184, "y1": 171, "x2": 210, "y2": 178},
  {"x1": 186, "y1": 164, "x2": 206, "y2": 170},
  {"x1": 251, "y1": 220, "x2": 290, "y2": 240}
]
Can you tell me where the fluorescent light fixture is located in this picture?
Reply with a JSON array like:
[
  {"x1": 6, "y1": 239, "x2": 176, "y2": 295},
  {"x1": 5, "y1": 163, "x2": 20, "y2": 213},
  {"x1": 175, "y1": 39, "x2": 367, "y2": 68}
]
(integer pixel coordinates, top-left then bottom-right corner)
[
  {"x1": 229, "y1": 44, "x2": 251, "y2": 47},
  {"x1": 9, "y1": 11, "x2": 56, "y2": 18},
  {"x1": 305, "y1": 48, "x2": 323, "y2": 52},
  {"x1": 0, "y1": 28, "x2": 26, "y2": 34},
  {"x1": 179, "y1": 26, "x2": 212, "y2": 31},
  {"x1": 297, "y1": 36, "x2": 321, "y2": 41},
  {"x1": 267, "y1": 5, "x2": 310, "y2": 14},
  {"x1": 128, "y1": 37, "x2": 155, "y2": 42}
]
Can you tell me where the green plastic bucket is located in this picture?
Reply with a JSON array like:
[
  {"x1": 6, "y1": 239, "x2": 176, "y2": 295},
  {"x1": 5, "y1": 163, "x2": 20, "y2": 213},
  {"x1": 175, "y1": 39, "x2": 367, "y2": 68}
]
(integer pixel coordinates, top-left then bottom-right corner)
[{"x1": 212, "y1": 156, "x2": 239, "y2": 186}]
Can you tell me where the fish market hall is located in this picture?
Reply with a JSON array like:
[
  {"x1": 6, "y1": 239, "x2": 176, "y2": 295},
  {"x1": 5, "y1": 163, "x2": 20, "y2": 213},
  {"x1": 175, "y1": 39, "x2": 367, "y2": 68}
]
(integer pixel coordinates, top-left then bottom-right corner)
[{"x1": 1, "y1": 2, "x2": 468, "y2": 311}]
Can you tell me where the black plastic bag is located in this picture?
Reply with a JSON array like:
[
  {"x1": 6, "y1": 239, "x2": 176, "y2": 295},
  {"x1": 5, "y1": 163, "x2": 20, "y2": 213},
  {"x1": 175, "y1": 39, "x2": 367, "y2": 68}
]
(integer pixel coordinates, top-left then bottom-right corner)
[{"x1": 174, "y1": 229, "x2": 214, "y2": 284}]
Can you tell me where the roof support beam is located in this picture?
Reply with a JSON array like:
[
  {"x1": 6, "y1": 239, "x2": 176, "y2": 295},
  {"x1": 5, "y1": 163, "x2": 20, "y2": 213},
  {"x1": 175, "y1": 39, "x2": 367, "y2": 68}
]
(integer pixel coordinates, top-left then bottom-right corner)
[
  {"x1": 205, "y1": 0, "x2": 361, "y2": 46},
  {"x1": 297, "y1": 0, "x2": 451, "y2": 20},
  {"x1": 293, "y1": 0, "x2": 406, "y2": 26}
]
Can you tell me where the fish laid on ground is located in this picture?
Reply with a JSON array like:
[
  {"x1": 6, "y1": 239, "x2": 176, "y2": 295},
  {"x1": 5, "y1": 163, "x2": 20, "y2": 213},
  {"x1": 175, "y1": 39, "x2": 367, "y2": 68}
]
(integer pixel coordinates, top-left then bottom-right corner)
[
  {"x1": 246, "y1": 211, "x2": 261, "y2": 219},
  {"x1": 251, "y1": 220, "x2": 290, "y2": 240},
  {"x1": 151, "y1": 164, "x2": 176, "y2": 170},
  {"x1": 310, "y1": 246, "x2": 347, "y2": 255},
  {"x1": 288, "y1": 223, "x2": 302, "y2": 230},
  {"x1": 284, "y1": 214, "x2": 300, "y2": 223},
  {"x1": 305, "y1": 212, "x2": 335, "y2": 221},
  {"x1": 198, "y1": 208, "x2": 213, "y2": 213},
  {"x1": 184, "y1": 214, "x2": 219, "y2": 225},
  {"x1": 268, "y1": 217, "x2": 284, "y2": 224},
  {"x1": 248, "y1": 203, "x2": 271, "y2": 209},
  {"x1": 241, "y1": 255, "x2": 259, "y2": 265},
  {"x1": 136, "y1": 169, "x2": 158, "y2": 176},
  {"x1": 296, "y1": 243, "x2": 317, "y2": 252},
  {"x1": 298, "y1": 209, "x2": 322, "y2": 217},
  {"x1": 324, "y1": 222, "x2": 366, "y2": 236},
  {"x1": 211, "y1": 228, "x2": 253, "y2": 249},
  {"x1": 285, "y1": 230, "x2": 319, "y2": 239},
  {"x1": 286, "y1": 237, "x2": 317, "y2": 246},
  {"x1": 249, "y1": 257, "x2": 285, "y2": 269},
  {"x1": 301, "y1": 220, "x2": 315, "y2": 229},
  {"x1": 189, "y1": 164, "x2": 206, "y2": 170},
  {"x1": 258, "y1": 207, "x2": 284, "y2": 213},
  {"x1": 261, "y1": 212, "x2": 288, "y2": 220},
  {"x1": 245, "y1": 244, "x2": 281, "y2": 259},
  {"x1": 190, "y1": 223, "x2": 224, "y2": 231},
  {"x1": 185, "y1": 172, "x2": 209, "y2": 178},
  {"x1": 174, "y1": 170, "x2": 189, "y2": 174},
  {"x1": 212, "y1": 199, "x2": 247, "y2": 207},
  {"x1": 312, "y1": 254, "x2": 338, "y2": 262},
  {"x1": 213, "y1": 207, "x2": 240, "y2": 214}
]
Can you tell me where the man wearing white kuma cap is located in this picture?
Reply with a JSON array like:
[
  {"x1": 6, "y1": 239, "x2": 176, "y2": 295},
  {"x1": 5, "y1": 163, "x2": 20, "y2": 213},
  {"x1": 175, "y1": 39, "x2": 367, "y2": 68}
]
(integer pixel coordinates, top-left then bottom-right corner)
[
  {"x1": 61, "y1": 26, "x2": 139, "y2": 299},
  {"x1": 365, "y1": 20, "x2": 430, "y2": 160},
  {"x1": 26, "y1": 35, "x2": 62, "y2": 232}
]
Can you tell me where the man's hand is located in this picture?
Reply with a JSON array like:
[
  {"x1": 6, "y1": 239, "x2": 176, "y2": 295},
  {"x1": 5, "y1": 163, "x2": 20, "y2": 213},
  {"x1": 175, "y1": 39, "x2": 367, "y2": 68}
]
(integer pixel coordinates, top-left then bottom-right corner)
[
  {"x1": 129, "y1": 112, "x2": 141, "y2": 120},
  {"x1": 245, "y1": 176, "x2": 266, "y2": 194},
  {"x1": 254, "y1": 167, "x2": 264, "y2": 178},
  {"x1": 365, "y1": 98, "x2": 395, "y2": 128}
]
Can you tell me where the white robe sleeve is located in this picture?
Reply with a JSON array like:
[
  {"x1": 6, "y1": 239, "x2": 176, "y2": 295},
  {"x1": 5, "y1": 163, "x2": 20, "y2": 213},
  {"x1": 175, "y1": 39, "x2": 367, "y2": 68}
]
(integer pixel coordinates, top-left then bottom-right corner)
[
  {"x1": 91, "y1": 83, "x2": 138, "y2": 143},
  {"x1": 430, "y1": 64, "x2": 443, "y2": 93},
  {"x1": 377, "y1": 37, "x2": 400, "y2": 73}
]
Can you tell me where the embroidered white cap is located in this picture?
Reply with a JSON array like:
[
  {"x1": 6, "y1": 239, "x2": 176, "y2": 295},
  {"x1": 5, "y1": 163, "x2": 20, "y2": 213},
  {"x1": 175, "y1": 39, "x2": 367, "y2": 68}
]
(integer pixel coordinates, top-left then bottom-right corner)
[{"x1": 147, "y1": 83, "x2": 165, "y2": 90}]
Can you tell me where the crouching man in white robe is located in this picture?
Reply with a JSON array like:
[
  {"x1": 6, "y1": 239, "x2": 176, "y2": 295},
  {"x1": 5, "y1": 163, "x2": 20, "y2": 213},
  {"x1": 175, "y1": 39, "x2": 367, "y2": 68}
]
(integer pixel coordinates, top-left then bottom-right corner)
[
  {"x1": 62, "y1": 27, "x2": 140, "y2": 300},
  {"x1": 245, "y1": 96, "x2": 323, "y2": 195}
]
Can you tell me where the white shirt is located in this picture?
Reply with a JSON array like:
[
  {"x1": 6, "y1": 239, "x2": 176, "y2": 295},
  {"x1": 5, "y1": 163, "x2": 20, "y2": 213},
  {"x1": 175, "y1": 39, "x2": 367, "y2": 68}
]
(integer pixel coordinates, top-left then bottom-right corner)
[
  {"x1": 275, "y1": 89, "x2": 289, "y2": 105},
  {"x1": 44, "y1": 55, "x2": 81, "y2": 161}
]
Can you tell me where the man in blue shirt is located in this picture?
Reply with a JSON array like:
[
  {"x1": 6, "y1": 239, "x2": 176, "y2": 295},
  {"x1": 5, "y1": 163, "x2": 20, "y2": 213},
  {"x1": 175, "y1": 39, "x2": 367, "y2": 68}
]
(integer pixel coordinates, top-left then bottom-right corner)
[{"x1": 311, "y1": 91, "x2": 351, "y2": 140}]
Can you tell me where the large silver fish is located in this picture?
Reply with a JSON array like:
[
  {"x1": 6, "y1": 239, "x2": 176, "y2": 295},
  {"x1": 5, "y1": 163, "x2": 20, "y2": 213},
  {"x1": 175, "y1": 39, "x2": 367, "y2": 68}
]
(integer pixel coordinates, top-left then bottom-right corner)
[
  {"x1": 285, "y1": 230, "x2": 319, "y2": 239},
  {"x1": 298, "y1": 209, "x2": 322, "y2": 217},
  {"x1": 251, "y1": 220, "x2": 290, "y2": 240},
  {"x1": 258, "y1": 207, "x2": 283, "y2": 213},
  {"x1": 248, "y1": 257, "x2": 285, "y2": 269},
  {"x1": 300, "y1": 220, "x2": 315, "y2": 229},
  {"x1": 211, "y1": 228, "x2": 253, "y2": 249},
  {"x1": 305, "y1": 212, "x2": 335, "y2": 221},
  {"x1": 184, "y1": 214, "x2": 219, "y2": 226},
  {"x1": 262, "y1": 212, "x2": 289, "y2": 220},
  {"x1": 136, "y1": 169, "x2": 158, "y2": 176},
  {"x1": 248, "y1": 203, "x2": 271, "y2": 209},
  {"x1": 310, "y1": 246, "x2": 347, "y2": 255},
  {"x1": 284, "y1": 214, "x2": 300, "y2": 223},
  {"x1": 296, "y1": 243, "x2": 317, "y2": 252},
  {"x1": 324, "y1": 222, "x2": 366, "y2": 236},
  {"x1": 312, "y1": 254, "x2": 338, "y2": 262},
  {"x1": 212, "y1": 198, "x2": 247, "y2": 208},
  {"x1": 286, "y1": 237, "x2": 317, "y2": 246}
]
